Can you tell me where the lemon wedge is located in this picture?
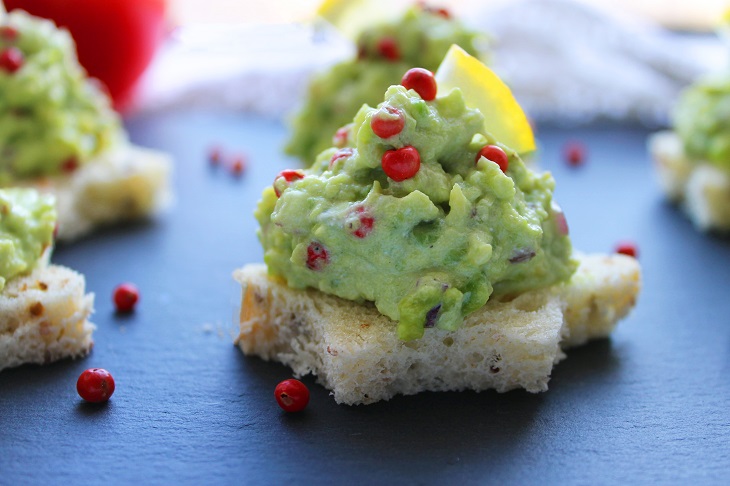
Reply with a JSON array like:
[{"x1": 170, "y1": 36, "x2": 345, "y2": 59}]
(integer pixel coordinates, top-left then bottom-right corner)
[
  {"x1": 435, "y1": 45, "x2": 535, "y2": 154},
  {"x1": 317, "y1": 0, "x2": 410, "y2": 40}
]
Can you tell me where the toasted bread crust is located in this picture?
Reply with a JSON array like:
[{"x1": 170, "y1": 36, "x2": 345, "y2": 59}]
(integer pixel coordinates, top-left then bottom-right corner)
[
  {"x1": 649, "y1": 130, "x2": 730, "y2": 231},
  {"x1": 0, "y1": 264, "x2": 95, "y2": 372},
  {"x1": 234, "y1": 253, "x2": 641, "y2": 405},
  {"x1": 15, "y1": 143, "x2": 172, "y2": 242}
]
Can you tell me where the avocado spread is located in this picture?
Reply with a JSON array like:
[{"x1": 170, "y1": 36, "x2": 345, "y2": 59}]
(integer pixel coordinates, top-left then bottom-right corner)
[
  {"x1": 257, "y1": 82, "x2": 577, "y2": 341},
  {"x1": 0, "y1": 188, "x2": 56, "y2": 291},
  {"x1": 0, "y1": 11, "x2": 121, "y2": 185},
  {"x1": 673, "y1": 74, "x2": 730, "y2": 171},
  {"x1": 284, "y1": 5, "x2": 482, "y2": 164}
]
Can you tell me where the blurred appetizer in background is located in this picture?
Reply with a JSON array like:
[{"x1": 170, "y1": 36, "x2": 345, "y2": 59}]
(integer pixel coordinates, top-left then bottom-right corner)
[
  {"x1": 285, "y1": 0, "x2": 487, "y2": 165},
  {"x1": 0, "y1": 10, "x2": 171, "y2": 241},
  {"x1": 648, "y1": 13, "x2": 730, "y2": 232},
  {"x1": 649, "y1": 76, "x2": 730, "y2": 232}
]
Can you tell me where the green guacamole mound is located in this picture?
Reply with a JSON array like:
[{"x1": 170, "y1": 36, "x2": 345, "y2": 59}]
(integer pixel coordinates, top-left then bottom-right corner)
[
  {"x1": 673, "y1": 74, "x2": 730, "y2": 171},
  {"x1": 284, "y1": 5, "x2": 482, "y2": 164},
  {"x1": 0, "y1": 188, "x2": 56, "y2": 291},
  {"x1": 0, "y1": 11, "x2": 121, "y2": 184},
  {"x1": 258, "y1": 84, "x2": 577, "y2": 340}
]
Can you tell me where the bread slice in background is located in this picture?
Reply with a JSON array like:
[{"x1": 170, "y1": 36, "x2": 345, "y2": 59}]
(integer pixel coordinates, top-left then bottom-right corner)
[
  {"x1": 16, "y1": 144, "x2": 172, "y2": 242},
  {"x1": 649, "y1": 130, "x2": 730, "y2": 232},
  {"x1": 234, "y1": 254, "x2": 641, "y2": 405},
  {"x1": 0, "y1": 265, "x2": 95, "y2": 372},
  {"x1": 559, "y1": 253, "x2": 641, "y2": 348}
]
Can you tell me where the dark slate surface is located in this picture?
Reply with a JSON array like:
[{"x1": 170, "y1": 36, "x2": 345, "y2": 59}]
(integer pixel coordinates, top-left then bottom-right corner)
[{"x1": 1, "y1": 111, "x2": 729, "y2": 485}]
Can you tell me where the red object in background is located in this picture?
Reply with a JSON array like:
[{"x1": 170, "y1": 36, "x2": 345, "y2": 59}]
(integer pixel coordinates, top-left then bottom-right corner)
[
  {"x1": 615, "y1": 241, "x2": 638, "y2": 258},
  {"x1": 563, "y1": 140, "x2": 587, "y2": 167},
  {"x1": 376, "y1": 37, "x2": 400, "y2": 61},
  {"x1": 5, "y1": 0, "x2": 168, "y2": 112},
  {"x1": 113, "y1": 283, "x2": 140, "y2": 313}
]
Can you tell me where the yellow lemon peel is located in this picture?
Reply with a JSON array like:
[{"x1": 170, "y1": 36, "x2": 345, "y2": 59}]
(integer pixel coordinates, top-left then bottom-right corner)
[{"x1": 435, "y1": 44, "x2": 535, "y2": 154}]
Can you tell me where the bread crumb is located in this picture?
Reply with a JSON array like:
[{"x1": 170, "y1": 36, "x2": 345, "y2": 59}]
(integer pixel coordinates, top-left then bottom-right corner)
[{"x1": 29, "y1": 302, "x2": 44, "y2": 317}]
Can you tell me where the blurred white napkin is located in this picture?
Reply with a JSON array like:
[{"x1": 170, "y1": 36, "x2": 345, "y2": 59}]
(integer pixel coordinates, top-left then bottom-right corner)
[
  {"x1": 134, "y1": 22, "x2": 352, "y2": 118},
  {"x1": 473, "y1": 0, "x2": 724, "y2": 125},
  {"x1": 134, "y1": 0, "x2": 724, "y2": 125}
]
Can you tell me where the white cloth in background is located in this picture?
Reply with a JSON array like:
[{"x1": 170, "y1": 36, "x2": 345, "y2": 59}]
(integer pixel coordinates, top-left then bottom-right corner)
[
  {"x1": 474, "y1": 0, "x2": 724, "y2": 125},
  {"x1": 133, "y1": 0, "x2": 724, "y2": 126},
  {"x1": 134, "y1": 22, "x2": 352, "y2": 118}
]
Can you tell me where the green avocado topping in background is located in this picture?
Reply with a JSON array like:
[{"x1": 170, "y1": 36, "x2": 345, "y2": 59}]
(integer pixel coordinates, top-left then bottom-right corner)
[
  {"x1": 0, "y1": 11, "x2": 122, "y2": 185},
  {"x1": 673, "y1": 74, "x2": 730, "y2": 171},
  {"x1": 257, "y1": 84, "x2": 577, "y2": 341},
  {"x1": 0, "y1": 188, "x2": 56, "y2": 291},
  {"x1": 284, "y1": 5, "x2": 483, "y2": 164}
]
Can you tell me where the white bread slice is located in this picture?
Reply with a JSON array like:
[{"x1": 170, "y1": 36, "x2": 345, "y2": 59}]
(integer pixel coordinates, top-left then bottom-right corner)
[
  {"x1": 648, "y1": 130, "x2": 730, "y2": 231},
  {"x1": 558, "y1": 254, "x2": 641, "y2": 348},
  {"x1": 233, "y1": 253, "x2": 640, "y2": 405},
  {"x1": 0, "y1": 264, "x2": 95, "y2": 372},
  {"x1": 16, "y1": 143, "x2": 172, "y2": 242}
]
